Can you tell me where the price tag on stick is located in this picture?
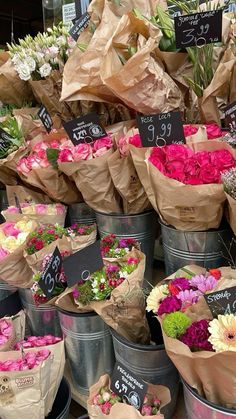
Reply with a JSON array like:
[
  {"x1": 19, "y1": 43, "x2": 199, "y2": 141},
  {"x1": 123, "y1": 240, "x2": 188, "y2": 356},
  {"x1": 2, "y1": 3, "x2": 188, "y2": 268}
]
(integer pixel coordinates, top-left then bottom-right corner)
[
  {"x1": 137, "y1": 111, "x2": 185, "y2": 147},
  {"x1": 204, "y1": 286, "x2": 236, "y2": 318},
  {"x1": 0, "y1": 127, "x2": 14, "y2": 155},
  {"x1": 63, "y1": 240, "x2": 104, "y2": 287},
  {"x1": 174, "y1": 9, "x2": 222, "y2": 48},
  {"x1": 39, "y1": 247, "x2": 62, "y2": 298},
  {"x1": 224, "y1": 101, "x2": 236, "y2": 131},
  {"x1": 69, "y1": 12, "x2": 90, "y2": 41},
  {"x1": 13, "y1": 193, "x2": 22, "y2": 214},
  {"x1": 110, "y1": 362, "x2": 148, "y2": 411},
  {"x1": 38, "y1": 105, "x2": 53, "y2": 133},
  {"x1": 63, "y1": 112, "x2": 107, "y2": 145}
]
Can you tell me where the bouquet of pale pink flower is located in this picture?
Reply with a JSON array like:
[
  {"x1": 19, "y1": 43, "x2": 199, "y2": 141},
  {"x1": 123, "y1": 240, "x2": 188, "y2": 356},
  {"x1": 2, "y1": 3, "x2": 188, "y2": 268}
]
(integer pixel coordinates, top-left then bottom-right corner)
[{"x1": 2, "y1": 202, "x2": 66, "y2": 226}]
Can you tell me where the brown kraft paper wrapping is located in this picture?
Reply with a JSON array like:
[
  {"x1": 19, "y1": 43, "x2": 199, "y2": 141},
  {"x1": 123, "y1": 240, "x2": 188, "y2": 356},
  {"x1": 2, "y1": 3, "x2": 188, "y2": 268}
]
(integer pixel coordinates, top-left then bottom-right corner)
[
  {"x1": 87, "y1": 374, "x2": 171, "y2": 419},
  {"x1": 225, "y1": 193, "x2": 236, "y2": 235},
  {"x1": 0, "y1": 311, "x2": 26, "y2": 351},
  {"x1": 158, "y1": 265, "x2": 236, "y2": 408},
  {"x1": 1, "y1": 209, "x2": 66, "y2": 227},
  {"x1": 101, "y1": 12, "x2": 184, "y2": 114},
  {"x1": 6, "y1": 185, "x2": 53, "y2": 205},
  {"x1": 58, "y1": 149, "x2": 122, "y2": 213}
]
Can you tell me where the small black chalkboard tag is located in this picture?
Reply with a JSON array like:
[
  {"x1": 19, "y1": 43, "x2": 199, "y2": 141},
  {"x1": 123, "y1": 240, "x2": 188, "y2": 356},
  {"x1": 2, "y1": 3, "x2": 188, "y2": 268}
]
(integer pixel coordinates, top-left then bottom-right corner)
[
  {"x1": 174, "y1": 9, "x2": 222, "y2": 49},
  {"x1": 0, "y1": 292, "x2": 22, "y2": 318},
  {"x1": 204, "y1": 286, "x2": 236, "y2": 318},
  {"x1": 69, "y1": 12, "x2": 90, "y2": 41},
  {"x1": 13, "y1": 192, "x2": 22, "y2": 214},
  {"x1": 38, "y1": 247, "x2": 62, "y2": 298},
  {"x1": 63, "y1": 112, "x2": 107, "y2": 145},
  {"x1": 38, "y1": 105, "x2": 53, "y2": 133},
  {"x1": 110, "y1": 361, "x2": 148, "y2": 411},
  {"x1": 224, "y1": 101, "x2": 236, "y2": 131},
  {"x1": 137, "y1": 111, "x2": 185, "y2": 147},
  {"x1": 0, "y1": 127, "x2": 13, "y2": 155},
  {"x1": 63, "y1": 240, "x2": 104, "y2": 287}
]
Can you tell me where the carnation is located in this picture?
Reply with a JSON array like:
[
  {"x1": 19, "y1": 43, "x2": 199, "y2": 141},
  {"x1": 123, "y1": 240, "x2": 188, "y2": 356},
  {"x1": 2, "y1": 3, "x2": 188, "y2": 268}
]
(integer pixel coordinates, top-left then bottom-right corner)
[
  {"x1": 180, "y1": 319, "x2": 213, "y2": 351},
  {"x1": 190, "y1": 274, "x2": 217, "y2": 293},
  {"x1": 168, "y1": 277, "x2": 190, "y2": 296},
  {"x1": 162, "y1": 312, "x2": 191, "y2": 338},
  {"x1": 39, "y1": 63, "x2": 52, "y2": 78},
  {"x1": 157, "y1": 295, "x2": 181, "y2": 316}
]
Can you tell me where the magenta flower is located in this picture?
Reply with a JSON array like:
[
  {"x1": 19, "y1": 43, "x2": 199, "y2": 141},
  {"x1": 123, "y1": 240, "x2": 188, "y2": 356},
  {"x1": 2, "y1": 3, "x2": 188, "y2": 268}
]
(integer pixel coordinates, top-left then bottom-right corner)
[
  {"x1": 168, "y1": 277, "x2": 191, "y2": 296},
  {"x1": 190, "y1": 274, "x2": 217, "y2": 293},
  {"x1": 118, "y1": 239, "x2": 128, "y2": 248},
  {"x1": 158, "y1": 296, "x2": 181, "y2": 315},
  {"x1": 141, "y1": 405, "x2": 153, "y2": 416},
  {"x1": 72, "y1": 288, "x2": 80, "y2": 299},
  {"x1": 180, "y1": 319, "x2": 213, "y2": 351}
]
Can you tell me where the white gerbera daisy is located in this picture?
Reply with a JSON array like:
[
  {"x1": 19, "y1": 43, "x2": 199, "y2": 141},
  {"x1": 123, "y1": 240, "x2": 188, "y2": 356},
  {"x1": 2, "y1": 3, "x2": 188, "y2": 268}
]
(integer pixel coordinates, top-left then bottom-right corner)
[
  {"x1": 208, "y1": 314, "x2": 236, "y2": 352},
  {"x1": 146, "y1": 284, "x2": 169, "y2": 313}
]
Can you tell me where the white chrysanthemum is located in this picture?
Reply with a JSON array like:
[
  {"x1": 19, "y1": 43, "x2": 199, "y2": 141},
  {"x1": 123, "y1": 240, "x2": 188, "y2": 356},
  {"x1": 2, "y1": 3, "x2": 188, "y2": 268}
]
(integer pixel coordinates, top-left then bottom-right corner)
[
  {"x1": 25, "y1": 56, "x2": 36, "y2": 71},
  {"x1": 39, "y1": 63, "x2": 52, "y2": 78},
  {"x1": 16, "y1": 63, "x2": 31, "y2": 81},
  {"x1": 146, "y1": 284, "x2": 169, "y2": 313},
  {"x1": 208, "y1": 314, "x2": 236, "y2": 352}
]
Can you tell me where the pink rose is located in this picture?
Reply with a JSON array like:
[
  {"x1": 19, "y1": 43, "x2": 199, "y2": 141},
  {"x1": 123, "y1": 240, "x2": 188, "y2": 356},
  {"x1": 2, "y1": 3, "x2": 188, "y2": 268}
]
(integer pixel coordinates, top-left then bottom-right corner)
[
  {"x1": 39, "y1": 158, "x2": 50, "y2": 168},
  {"x1": 55, "y1": 204, "x2": 65, "y2": 215},
  {"x1": 7, "y1": 206, "x2": 19, "y2": 213},
  {"x1": 151, "y1": 147, "x2": 166, "y2": 163},
  {"x1": 48, "y1": 140, "x2": 60, "y2": 149},
  {"x1": 129, "y1": 134, "x2": 142, "y2": 148},
  {"x1": 210, "y1": 149, "x2": 235, "y2": 172},
  {"x1": 93, "y1": 147, "x2": 110, "y2": 158},
  {"x1": 73, "y1": 143, "x2": 93, "y2": 161},
  {"x1": 183, "y1": 125, "x2": 198, "y2": 137},
  {"x1": 35, "y1": 204, "x2": 47, "y2": 214},
  {"x1": 141, "y1": 405, "x2": 153, "y2": 416},
  {"x1": 185, "y1": 177, "x2": 203, "y2": 185},
  {"x1": 166, "y1": 160, "x2": 186, "y2": 182},
  {"x1": 93, "y1": 136, "x2": 113, "y2": 152},
  {"x1": 199, "y1": 163, "x2": 220, "y2": 184},
  {"x1": 165, "y1": 144, "x2": 193, "y2": 162},
  {"x1": 101, "y1": 401, "x2": 112, "y2": 415},
  {"x1": 33, "y1": 142, "x2": 48, "y2": 153},
  {"x1": 149, "y1": 154, "x2": 166, "y2": 174},
  {"x1": 17, "y1": 157, "x2": 31, "y2": 175},
  {"x1": 184, "y1": 157, "x2": 199, "y2": 178},
  {"x1": 27, "y1": 156, "x2": 41, "y2": 170},
  {"x1": 58, "y1": 149, "x2": 74, "y2": 163},
  {"x1": 195, "y1": 151, "x2": 210, "y2": 166},
  {"x1": 118, "y1": 137, "x2": 129, "y2": 157},
  {"x1": 3, "y1": 223, "x2": 21, "y2": 237},
  {"x1": 0, "y1": 247, "x2": 9, "y2": 260},
  {"x1": 205, "y1": 124, "x2": 226, "y2": 139}
]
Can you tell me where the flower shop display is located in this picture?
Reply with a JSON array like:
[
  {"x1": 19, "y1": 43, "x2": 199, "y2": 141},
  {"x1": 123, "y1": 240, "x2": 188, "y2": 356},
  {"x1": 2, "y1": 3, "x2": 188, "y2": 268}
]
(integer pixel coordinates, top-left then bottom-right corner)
[
  {"x1": 222, "y1": 167, "x2": 236, "y2": 235},
  {"x1": 87, "y1": 374, "x2": 171, "y2": 418},
  {"x1": 183, "y1": 124, "x2": 226, "y2": 141},
  {"x1": 0, "y1": 218, "x2": 36, "y2": 288},
  {"x1": 2, "y1": 202, "x2": 67, "y2": 226},
  {"x1": 101, "y1": 233, "x2": 140, "y2": 261},
  {"x1": 153, "y1": 265, "x2": 236, "y2": 408},
  {"x1": 131, "y1": 141, "x2": 236, "y2": 231}
]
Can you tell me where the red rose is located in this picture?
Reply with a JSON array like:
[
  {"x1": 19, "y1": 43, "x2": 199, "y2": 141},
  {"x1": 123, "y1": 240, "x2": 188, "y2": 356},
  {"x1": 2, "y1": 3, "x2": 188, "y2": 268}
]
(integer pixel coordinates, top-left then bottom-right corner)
[
  {"x1": 199, "y1": 163, "x2": 220, "y2": 184},
  {"x1": 184, "y1": 157, "x2": 200, "y2": 177},
  {"x1": 35, "y1": 241, "x2": 44, "y2": 251},
  {"x1": 210, "y1": 149, "x2": 235, "y2": 171},
  {"x1": 165, "y1": 144, "x2": 193, "y2": 162},
  {"x1": 195, "y1": 151, "x2": 210, "y2": 166}
]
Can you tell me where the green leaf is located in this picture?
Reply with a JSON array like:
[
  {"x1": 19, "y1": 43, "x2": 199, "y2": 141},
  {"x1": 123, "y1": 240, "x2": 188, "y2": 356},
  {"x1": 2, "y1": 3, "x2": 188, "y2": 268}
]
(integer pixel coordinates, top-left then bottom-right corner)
[{"x1": 46, "y1": 148, "x2": 60, "y2": 169}]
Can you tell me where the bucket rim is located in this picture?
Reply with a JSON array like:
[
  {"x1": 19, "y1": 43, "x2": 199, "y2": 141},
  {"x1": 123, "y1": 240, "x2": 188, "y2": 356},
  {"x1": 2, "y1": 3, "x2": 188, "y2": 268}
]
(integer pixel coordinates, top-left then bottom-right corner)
[
  {"x1": 94, "y1": 209, "x2": 156, "y2": 218},
  {"x1": 159, "y1": 219, "x2": 230, "y2": 234},
  {"x1": 47, "y1": 377, "x2": 71, "y2": 419},
  {"x1": 57, "y1": 307, "x2": 98, "y2": 318},
  {"x1": 182, "y1": 379, "x2": 236, "y2": 414},
  {"x1": 110, "y1": 327, "x2": 165, "y2": 351}
]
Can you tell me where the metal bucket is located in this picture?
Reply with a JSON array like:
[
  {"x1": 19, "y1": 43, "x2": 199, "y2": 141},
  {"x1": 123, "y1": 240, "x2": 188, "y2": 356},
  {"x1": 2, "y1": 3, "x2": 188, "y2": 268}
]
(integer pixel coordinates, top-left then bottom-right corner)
[
  {"x1": 95, "y1": 210, "x2": 157, "y2": 287},
  {"x1": 47, "y1": 378, "x2": 71, "y2": 419},
  {"x1": 0, "y1": 189, "x2": 8, "y2": 224},
  {"x1": 161, "y1": 221, "x2": 234, "y2": 276},
  {"x1": 19, "y1": 288, "x2": 62, "y2": 337},
  {"x1": 111, "y1": 329, "x2": 179, "y2": 419},
  {"x1": 0, "y1": 280, "x2": 17, "y2": 302},
  {"x1": 68, "y1": 203, "x2": 96, "y2": 225},
  {"x1": 58, "y1": 308, "x2": 115, "y2": 396},
  {"x1": 183, "y1": 380, "x2": 236, "y2": 419}
]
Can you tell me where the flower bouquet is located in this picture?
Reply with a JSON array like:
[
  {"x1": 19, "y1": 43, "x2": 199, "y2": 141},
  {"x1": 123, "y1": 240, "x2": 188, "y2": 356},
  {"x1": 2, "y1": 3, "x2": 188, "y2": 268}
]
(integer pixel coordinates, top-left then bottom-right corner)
[
  {"x1": 108, "y1": 129, "x2": 151, "y2": 213},
  {"x1": 58, "y1": 134, "x2": 122, "y2": 213},
  {"x1": 131, "y1": 141, "x2": 236, "y2": 230},
  {"x1": 56, "y1": 249, "x2": 150, "y2": 343},
  {"x1": 87, "y1": 374, "x2": 171, "y2": 418},
  {"x1": 184, "y1": 123, "x2": 227, "y2": 143},
  {"x1": 222, "y1": 167, "x2": 236, "y2": 235},
  {"x1": 151, "y1": 265, "x2": 236, "y2": 408},
  {"x1": 2, "y1": 202, "x2": 67, "y2": 226},
  {"x1": 17, "y1": 129, "x2": 82, "y2": 204},
  {"x1": 0, "y1": 218, "x2": 36, "y2": 288},
  {"x1": 101, "y1": 233, "x2": 140, "y2": 263},
  {"x1": 0, "y1": 311, "x2": 25, "y2": 351}
]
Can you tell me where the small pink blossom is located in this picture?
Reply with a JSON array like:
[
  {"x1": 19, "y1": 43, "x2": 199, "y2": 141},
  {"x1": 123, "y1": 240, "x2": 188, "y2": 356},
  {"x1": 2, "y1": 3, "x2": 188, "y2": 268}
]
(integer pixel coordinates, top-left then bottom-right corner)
[
  {"x1": 58, "y1": 148, "x2": 74, "y2": 163},
  {"x1": 35, "y1": 204, "x2": 48, "y2": 214},
  {"x1": 3, "y1": 223, "x2": 21, "y2": 237}
]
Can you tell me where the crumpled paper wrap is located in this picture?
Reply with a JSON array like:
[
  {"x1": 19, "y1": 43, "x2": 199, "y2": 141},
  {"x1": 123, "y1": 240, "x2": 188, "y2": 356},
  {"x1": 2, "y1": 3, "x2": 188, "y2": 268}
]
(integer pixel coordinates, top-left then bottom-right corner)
[
  {"x1": 158, "y1": 265, "x2": 236, "y2": 409},
  {"x1": 224, "y1": 193, "x2": 236, "y2": 236},
  {"x1": 87, "y1": 374, "x2": 170, "y2": 419},
  {"x1": 6, "y1": 185, "x2": 53, "y2": 205},
  {"x1": 101, "y1": 12, "x2": 184, "y2": 114},
  {"x1": 0, "y1": 58, "x2": 33, "y2": 106}
]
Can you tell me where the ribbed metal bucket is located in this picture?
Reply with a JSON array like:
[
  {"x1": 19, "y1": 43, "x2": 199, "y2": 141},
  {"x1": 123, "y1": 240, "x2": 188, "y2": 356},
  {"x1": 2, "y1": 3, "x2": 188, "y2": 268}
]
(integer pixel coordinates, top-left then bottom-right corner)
[
  {"x1": 0, "y1": 280, "x2": 17, "y2": 302},
  {"x1": 47, "y1": 378, "x2": 71, "y2": 419},
  {"x1": 161, "y1": 222, "x2": 233, "y2": 276},
  {"x1": 183, "y1": 380, "x2": 236, "y2": 419},
  {"x1": 111, "y1": 329, "x2": 179, "y2": 419},
  {"x1": 68, "y1": 203, "x2": 96, "y2": 225},
  {"x1": 0, "y1": 189, "x2": 8, "y2": 223},
  {"x1": 19, "y1": 288, "x2": 62, "y2": 337},
  {"x1": 58, "y1": 309, "x2": 115, "y2": 396},
  {"x1": 95, "y1": 210, "x2": 157, "y2": 287}
]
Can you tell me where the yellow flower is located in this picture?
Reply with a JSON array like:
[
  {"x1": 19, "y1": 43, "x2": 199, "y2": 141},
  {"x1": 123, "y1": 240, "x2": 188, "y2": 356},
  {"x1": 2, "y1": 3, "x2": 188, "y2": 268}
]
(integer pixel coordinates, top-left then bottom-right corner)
[
  {"x1": 22, "y1": 206, "x2": 36, "y2": 215},
  {"x1": 146, "y1": 284, "x2": 169, "y2": 313},
  {"x1": 15, "y1": 219, "x2": 34, "y2": 232},
  {"x1": 2, "y1": 236, "x2": 18, "y2": 252},
  {"x1": 208, "y1": 314, "x2": 236, "y2": 352}
]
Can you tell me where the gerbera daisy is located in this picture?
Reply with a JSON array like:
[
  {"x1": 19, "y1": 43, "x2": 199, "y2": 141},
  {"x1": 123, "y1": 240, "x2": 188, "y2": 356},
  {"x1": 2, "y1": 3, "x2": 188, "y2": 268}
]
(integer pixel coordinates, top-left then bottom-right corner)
[
  {"x1": 208, "y1": 314, "x2": 236, "y2": 352},
  {"x1": 146, "y1": 284, "x2": 169, "y2": 313}
]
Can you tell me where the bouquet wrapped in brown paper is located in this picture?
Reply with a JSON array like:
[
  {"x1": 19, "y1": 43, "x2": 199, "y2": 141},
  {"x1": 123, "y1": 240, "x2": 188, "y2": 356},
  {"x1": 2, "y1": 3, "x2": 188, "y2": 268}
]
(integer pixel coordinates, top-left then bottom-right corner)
[
  {"x1": 152, "y1": 265, "x2": 236, "y2": 408},
  {"x1": 101, "y1": 11, "x2": 184, "y2": 114},
  {"x1": 87, "y1": 374, "x2": 170, "y2": 419},
  {"x1": 131, "y1": 141, "x2": 236, "y2": 231},
  {"x1": 0, "y1": 58, "x2": 33, "y2": 107},
  {"x1": 222, "y1": 167, "x2": 236, "y2": 235},
  {"x1": 108, "y1": 128, "x2": 151, "y2": 214},
  {"x1": 56, "y1": 249, "x2": 150, "y2": 344},
  {"x1": 17, "y1": 129, "x2": 82, "y2": 204},
  {"x1": 0, "y1": 311, "x2": 26, "y2": 352}
]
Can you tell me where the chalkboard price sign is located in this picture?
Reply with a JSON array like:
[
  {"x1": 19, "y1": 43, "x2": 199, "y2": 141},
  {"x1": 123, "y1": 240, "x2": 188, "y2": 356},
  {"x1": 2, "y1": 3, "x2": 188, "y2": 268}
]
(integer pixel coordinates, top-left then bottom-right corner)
[
  {"x1": 137, "y1": 111, "x2": 185, "y2": 147},
  {"x1": 204, "y1": 286, "x2": 236, "y2": 317},
  {"x1": 174, "y1": 9, "x2": 222, "y2": 48},
  {"x1": 110, "y1": 362, "x2": 148, "y2": 411},
  {"x1": 39, "y1": 247, "x2": 62, "y2": 298},
  {"x1": 224, "y1": 101, "x2": 236, "y2": 131},
  {"x1": 69, "y1": 12, "x2": 90, "y2": 41},
  {"x1": 0, "y1": 128, "x2": 14, "y2": 154},
  {"x1": 38, "y1": 105, "x2": 53, "y2": 133},
  {"x1": 63, "y1": 112, "x2": 107, "y2": 145}
]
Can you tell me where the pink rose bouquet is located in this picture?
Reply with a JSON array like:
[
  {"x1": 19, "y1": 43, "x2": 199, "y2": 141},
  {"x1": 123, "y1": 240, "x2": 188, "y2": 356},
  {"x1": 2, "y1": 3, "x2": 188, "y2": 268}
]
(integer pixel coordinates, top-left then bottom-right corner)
[
  {"x1": 0, "y1": 318, "x2": 14, "y2": 351},
  {"x1": 184, "y1": 124, "x2": 226, "y2": 140},
  {"x1": 57, "y1": 135, "x2": 113, "y2": 163},
  {"x1": 14, "y1": 335, "x2": 61, "y2": 350},
  {"x1": 2, "y1": 202, "x2": 67, "y2": 226},
  {"x1": 0, "y1": 349, "x2": 50, "y2": 371},
  {"x1": 222, "y1": 167, "x2": 236, "y2": 235}
]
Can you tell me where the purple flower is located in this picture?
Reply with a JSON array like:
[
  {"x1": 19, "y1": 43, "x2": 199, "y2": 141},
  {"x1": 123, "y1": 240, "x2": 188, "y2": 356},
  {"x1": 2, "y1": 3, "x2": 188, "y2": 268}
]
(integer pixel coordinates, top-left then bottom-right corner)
[
  {"x1": 158, "y1": 296, "x2": 181, "y2": 316},
  {"x1": 168, "y1": 277, "x2": 191, "y2": 296},
  {"x1": 180, "y1": 319, "x2": 213, "y2": 351},
  {"x1": 118, "y1": 239, "x2": 128, "y2": 248},
  {"x1": 106, "y1": 264, "x2": 119, "y2": 274},
  {"x1": 72, "y1": 288, "x2": 80, "y2": 299},
  {"x1": 190, "y1": 274, "x2": 217, "y2": 293},
  {"x1": 177, "y1": 289, "x2": 200, "y2": 305}
]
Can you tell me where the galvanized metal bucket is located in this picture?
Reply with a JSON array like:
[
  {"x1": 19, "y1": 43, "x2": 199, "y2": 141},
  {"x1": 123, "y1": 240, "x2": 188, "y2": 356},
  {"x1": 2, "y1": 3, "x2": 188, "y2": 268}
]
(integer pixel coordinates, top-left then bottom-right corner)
[
  {"x1": 68, "y1": 203, "x2": 96, "y2": 225},
  {"x1": 95, "y1": 210, "x2": 158, "y2": 287},
  {"x1": 183, "y1": 380, "x2": 236, "y2": 419},
  {"x1": 161, "y1": 221, "x2": 234, "y2": 276},
  {"x1": 58, "y1": 308, "x2": 115, "y2": 396},
  {"x1": 0, "y1": 189, "x2": 8, "y2": 224},
  {"x1": 111, "y1": 329, "x2": 179, "y2": 419},
  {"x1": 47, "y1": 378, "x2": 71, "y2": 419},
  {"x1": 0, "y1": 280, "x2": 17, "y2": 302},
  {"x1": 19, "y1": 288, "x2": 62, "y2": 337}
]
